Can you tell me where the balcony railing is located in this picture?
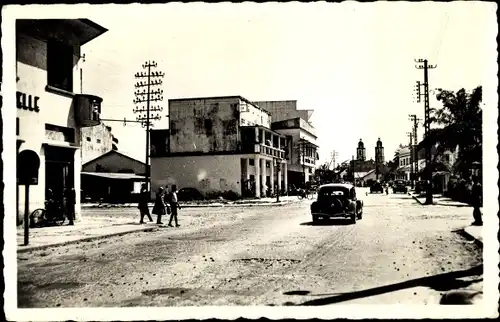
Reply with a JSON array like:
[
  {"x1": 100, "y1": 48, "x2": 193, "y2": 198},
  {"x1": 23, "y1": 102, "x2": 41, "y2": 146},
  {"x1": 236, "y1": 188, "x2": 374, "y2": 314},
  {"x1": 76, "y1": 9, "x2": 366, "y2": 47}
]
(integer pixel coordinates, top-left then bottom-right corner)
[{"x1": 254, "y1": 143, "x2": 285, "y2": 159}]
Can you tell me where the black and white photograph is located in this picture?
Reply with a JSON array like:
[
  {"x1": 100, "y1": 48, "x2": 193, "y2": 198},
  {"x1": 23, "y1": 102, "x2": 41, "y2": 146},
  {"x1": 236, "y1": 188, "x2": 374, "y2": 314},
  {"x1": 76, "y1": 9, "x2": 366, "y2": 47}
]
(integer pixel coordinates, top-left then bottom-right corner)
[{"x1": 2, "y1": 1, "x2": 499, "y2": 320}]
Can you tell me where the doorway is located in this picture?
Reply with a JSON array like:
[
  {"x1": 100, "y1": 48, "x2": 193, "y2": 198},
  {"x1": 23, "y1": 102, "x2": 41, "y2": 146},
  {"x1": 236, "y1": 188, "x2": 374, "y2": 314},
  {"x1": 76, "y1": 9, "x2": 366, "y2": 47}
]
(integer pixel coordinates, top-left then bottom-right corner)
[{"x1": 44, "y1": 146, "x2": 75, "y2": 207}]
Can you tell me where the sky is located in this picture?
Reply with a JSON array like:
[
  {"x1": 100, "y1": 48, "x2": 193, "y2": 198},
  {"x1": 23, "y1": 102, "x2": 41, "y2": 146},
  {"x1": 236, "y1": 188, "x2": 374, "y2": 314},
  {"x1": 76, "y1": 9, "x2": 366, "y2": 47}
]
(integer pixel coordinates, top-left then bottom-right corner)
[{"x1": 61, "y1": 2, "x2": 497, "y2": 166}]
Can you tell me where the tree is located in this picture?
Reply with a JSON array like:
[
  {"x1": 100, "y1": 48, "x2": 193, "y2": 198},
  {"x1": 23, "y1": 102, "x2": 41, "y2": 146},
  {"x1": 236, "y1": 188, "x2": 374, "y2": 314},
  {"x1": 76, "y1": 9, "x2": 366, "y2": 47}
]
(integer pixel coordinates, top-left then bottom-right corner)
[{"x1": 418, "y1": 86, "x2": 482, "y2": 179}]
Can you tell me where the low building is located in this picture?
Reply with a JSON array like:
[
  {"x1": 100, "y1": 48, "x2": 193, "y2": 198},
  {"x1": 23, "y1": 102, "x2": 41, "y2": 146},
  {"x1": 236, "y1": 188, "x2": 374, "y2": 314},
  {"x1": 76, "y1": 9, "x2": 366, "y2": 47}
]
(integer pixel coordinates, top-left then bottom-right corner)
[
  {"x1": 81, "y1": 150, "x2": 147, "y2": 203},
  {"x1": 150, "y1": 96, "x2": 289, "y2": 199},
  {"x1": 16, "y1": 19, "x2": 107, "y2": 225}
]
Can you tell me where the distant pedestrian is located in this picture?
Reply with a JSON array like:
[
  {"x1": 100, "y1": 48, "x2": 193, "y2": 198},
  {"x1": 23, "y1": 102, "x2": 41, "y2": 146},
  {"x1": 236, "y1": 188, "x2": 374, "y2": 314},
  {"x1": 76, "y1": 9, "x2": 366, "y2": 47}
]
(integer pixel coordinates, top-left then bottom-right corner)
[
  {"x1": 138, "y1": 184, "x2": 153, "y2": 224},
  {"x1": 64, "y1": 187, "x2": 76, "y2": 225},
  {"x1": 152, "y1": 186, "x2": 166, "y2": 225},
  {"x1": 168, "y1": 185, "x2": 181, "y2": 227},
  {"x1": 471, "y1": 176, "x2": 482, "y2": 226}
]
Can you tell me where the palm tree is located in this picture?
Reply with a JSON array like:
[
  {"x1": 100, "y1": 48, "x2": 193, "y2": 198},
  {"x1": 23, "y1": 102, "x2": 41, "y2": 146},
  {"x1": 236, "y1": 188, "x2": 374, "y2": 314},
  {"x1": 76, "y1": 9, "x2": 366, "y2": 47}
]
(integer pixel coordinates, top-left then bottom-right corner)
[{"x1": 418, "y1": 86, "x2": 482, "y2": 179}]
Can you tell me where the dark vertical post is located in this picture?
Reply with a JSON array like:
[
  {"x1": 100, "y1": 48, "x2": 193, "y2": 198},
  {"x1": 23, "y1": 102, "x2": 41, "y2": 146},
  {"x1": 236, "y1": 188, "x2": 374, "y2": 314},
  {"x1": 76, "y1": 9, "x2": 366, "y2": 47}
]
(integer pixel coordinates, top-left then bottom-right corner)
[
  {"x1": 24, "y1": 185, "x2": 29, "y2": 246},
  {"x1": 146, "y1": 64, "x2": 151, "y2": 192},
  {"x1": 423, "y1": 60, "x2": 433, "y2": 204}
]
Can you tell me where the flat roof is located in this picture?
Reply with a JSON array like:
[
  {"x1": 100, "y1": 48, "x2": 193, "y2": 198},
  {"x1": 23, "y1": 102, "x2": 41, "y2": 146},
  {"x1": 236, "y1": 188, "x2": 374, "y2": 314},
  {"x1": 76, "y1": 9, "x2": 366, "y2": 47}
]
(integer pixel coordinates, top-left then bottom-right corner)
[{"x1": 169, "y1": 95, "x2": 271, "y2": 115}]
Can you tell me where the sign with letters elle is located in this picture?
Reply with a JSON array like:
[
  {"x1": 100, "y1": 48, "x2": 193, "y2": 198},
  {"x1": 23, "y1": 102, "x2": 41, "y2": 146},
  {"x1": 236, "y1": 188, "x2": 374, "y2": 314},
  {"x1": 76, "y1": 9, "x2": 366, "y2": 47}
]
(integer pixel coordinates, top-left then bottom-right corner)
[{"x1": 17, "y1": 91, "x2": 40, "y2": 112}]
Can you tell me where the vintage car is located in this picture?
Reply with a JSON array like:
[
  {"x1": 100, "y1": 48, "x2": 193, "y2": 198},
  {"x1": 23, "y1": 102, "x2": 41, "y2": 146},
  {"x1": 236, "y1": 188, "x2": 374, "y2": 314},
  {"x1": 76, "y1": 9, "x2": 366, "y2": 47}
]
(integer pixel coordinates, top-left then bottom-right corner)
[
  {"x1": 392, "y1": 180, "x2": 408, "y2": 194},
  {"x1": 310, "y1": 183, "x2": 363, "y2": 224},
  {"x1": 370, "y1": 181, "x2": 384, "y2": 194}
]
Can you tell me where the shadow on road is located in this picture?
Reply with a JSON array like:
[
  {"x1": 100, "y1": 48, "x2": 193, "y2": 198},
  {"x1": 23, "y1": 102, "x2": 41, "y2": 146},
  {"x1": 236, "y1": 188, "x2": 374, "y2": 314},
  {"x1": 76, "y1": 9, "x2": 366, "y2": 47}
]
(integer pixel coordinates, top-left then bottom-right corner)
[
  {"x1": 300, "y1": 219, "x2": 352, "y2": 226},
  {"x1": 282, "y1": 264, "x2": 483, "y2": 306}
]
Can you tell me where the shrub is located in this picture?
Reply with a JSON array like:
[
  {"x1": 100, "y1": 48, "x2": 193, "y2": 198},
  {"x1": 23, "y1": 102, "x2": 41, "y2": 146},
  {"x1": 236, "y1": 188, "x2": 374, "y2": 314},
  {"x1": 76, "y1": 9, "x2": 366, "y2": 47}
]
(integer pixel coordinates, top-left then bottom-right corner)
[{"x1": 204, "y1": 190, "x2": 223, "y2": 200}]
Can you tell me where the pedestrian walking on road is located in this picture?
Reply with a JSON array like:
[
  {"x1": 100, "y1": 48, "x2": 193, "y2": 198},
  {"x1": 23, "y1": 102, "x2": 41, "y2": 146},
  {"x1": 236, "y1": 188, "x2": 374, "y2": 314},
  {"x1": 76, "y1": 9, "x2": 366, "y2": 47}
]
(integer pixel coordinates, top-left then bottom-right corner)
[
  {"x1": 138, "y1": 184, "x2": 153, "y2": 224},
  {"x1": 152, "y1": 186, "x2": 166, "y2": 225},
  {"x1": 168, "y1": 185, "x2": 181, "y2": 227},
  {"x1": 64, "y1": 187, "x2": 76, "y2": 226},
  {"x1": 471, "y1": 176, "x2": 483, "y2": 226}
]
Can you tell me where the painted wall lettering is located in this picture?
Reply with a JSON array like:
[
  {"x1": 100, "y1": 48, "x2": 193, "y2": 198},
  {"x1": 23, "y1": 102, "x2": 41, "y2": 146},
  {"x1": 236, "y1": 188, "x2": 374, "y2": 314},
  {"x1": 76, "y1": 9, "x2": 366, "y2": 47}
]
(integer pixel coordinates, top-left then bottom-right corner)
[{"x1": 16, "y1": 91, "x2": 40, "y2": 112}]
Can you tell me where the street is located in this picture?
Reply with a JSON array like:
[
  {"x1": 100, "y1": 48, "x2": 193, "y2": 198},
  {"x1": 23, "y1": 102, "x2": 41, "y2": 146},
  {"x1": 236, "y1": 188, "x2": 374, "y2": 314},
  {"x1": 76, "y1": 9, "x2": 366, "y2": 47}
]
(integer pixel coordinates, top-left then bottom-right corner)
[{"x1": 17, "y1": 188, "x2": 482, "y2": 307}]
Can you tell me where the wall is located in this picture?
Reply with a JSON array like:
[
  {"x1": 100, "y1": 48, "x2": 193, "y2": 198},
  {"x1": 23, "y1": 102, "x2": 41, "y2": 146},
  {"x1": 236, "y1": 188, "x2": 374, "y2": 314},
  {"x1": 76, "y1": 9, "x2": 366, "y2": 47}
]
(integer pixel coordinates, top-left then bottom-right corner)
[
  {"x1": 151, "y1": 154, "x2": 243, "y2": 197},
  {"x1": 16, "y1": 32, "x2": 83, "y2": 218},
  {"x1": 254, "y1": 100, "x2": 313, "y2": 123},
  {"x1": 80, "y1": 123, "x2": 114, "y2": 164},
  {"x1": 169, "y1": 97, "x2": 241, "y2": 154},
  {"x1": 239, "y1": 99, "x2": 271, "y2": 128},
  {"x1": 82, "y1": 151, "x2": 146, "y2": 175}
]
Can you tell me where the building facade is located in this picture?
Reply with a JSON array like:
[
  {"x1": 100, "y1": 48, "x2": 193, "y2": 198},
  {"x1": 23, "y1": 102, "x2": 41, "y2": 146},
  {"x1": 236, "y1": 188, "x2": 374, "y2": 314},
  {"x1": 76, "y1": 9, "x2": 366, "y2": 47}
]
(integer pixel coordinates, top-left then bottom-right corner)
[
  {"x1": 150, "y1": 96, "x2": 288, "y2": 198},
  {"x1": 16, "y1": 19, "x2": 107, "y2": 224},
  {"x1": 80, "y1": 123, "x2": 118, "y2": 164},
  {"x1": 81, "y1": 150, "x2": 146, "y2": 203},
  {"x1": 253, "y1": 100, "x2": 314, "y2": 123},
  {"x1": 271, "y1": 117, "x2": 318, "y2": 188}
]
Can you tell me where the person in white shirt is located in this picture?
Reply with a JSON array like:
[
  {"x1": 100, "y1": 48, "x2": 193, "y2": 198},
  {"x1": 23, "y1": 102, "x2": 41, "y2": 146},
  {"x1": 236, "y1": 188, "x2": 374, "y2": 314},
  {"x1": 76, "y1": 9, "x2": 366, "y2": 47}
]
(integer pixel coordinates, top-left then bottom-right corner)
[{"x1": 168, "y1": 185, "x2": 181, "y2": 227}]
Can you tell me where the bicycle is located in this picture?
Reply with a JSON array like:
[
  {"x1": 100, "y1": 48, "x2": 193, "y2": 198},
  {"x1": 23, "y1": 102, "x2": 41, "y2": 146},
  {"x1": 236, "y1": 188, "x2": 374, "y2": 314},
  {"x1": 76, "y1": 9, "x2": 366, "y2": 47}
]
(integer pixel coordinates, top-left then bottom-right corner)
[{"x1": 29, "y1": 200, "x2": 66, "y2": 228}]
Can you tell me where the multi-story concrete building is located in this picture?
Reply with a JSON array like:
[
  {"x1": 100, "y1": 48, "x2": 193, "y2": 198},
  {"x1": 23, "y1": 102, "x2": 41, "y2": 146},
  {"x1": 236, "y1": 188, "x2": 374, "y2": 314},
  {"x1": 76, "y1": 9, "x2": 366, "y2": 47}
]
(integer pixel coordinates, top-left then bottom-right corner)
[
  {"x1": 253, "y1": 100, "x2": 314, "y2": 123},
  {"x1": 270, "y1": 117, "x2": 318, "y2": 188},
  {"x1": 254, "y1": 100, "x2": 318, "y2": 188},
  {"x1": 16, "y1": 19, "x2": 107, "y2": 224},
  {"x1": 150, "y1": 96, "x2": 288, "y2": 198},
  {"x1": 80, "y1": 123, "x2": 118, "y2": 164}
]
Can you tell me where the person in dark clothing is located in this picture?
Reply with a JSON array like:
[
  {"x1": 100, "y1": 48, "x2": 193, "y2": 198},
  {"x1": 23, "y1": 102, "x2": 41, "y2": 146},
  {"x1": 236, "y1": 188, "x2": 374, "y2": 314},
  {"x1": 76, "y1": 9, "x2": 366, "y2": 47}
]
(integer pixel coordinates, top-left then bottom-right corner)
[
  {"x1": 64, "y1": 187, "x2": 75, "y2": 225},
  {"x1": 138, "y1": 184, "x2": 153, "y2": 224},
  {"x1": 471, "y1": 176, "x2": 483, "y2": 226},
  {"x1": 152, "y1": 186, "x2": 166, "y2": 224},
  {"x1": 168, "y1": 185, "x2": 181, "y2": 227}
]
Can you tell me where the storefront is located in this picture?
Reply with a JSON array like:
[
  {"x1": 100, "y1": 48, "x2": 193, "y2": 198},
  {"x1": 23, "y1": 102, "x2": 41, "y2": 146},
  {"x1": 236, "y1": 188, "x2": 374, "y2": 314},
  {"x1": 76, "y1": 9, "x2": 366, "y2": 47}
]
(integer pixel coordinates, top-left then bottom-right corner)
[{"x1": 16, "y1": 19, "x2": 107, "y2": 225}]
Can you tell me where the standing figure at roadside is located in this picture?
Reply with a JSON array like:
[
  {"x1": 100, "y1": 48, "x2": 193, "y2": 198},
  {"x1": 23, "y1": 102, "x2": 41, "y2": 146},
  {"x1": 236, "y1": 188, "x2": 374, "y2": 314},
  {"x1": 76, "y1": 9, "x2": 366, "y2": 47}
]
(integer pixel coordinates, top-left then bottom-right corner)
[
  {"x1": 152, "y1": 186, "x2": 166, "y2": 225},
  {"x1": 64, "y1": 187, "x2": 76, "y2": 226},
  {"x1": 471, "y1": 175, "x2": 483, "y2": 226},
  {"x1": 138, "y1": 183, "x2": 153, "y2": 224},
  {"x1": 168, "y1": 185, "x2": 181, "y2": 227}
]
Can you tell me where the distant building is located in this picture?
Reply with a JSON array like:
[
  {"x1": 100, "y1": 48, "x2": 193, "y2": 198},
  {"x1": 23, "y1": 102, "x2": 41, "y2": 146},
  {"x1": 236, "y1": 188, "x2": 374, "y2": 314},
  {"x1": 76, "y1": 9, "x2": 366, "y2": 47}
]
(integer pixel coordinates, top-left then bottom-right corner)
[
  {"x1": 80, "y1": 123, "x2": 118, "y2": 164},
  {"x1": 150, "y1": 96, "x2": 288, "y2": 198},
  {"x1": 81, "y1": 150, "x2": 147, "y2": 203},
  {"x1": 16, "y1": 19, "x2": 107, "y2": 224}
]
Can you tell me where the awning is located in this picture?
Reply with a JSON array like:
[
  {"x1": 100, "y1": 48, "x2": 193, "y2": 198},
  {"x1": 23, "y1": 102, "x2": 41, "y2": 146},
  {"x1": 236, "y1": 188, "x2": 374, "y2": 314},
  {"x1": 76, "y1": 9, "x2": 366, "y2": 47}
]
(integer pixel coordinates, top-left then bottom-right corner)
[
  {"x1": 82, "y1": 172, "x2": 146, "y2": 180},
  {"x1": 43, "y1": 141, "x2": 80, "y2": 149}
]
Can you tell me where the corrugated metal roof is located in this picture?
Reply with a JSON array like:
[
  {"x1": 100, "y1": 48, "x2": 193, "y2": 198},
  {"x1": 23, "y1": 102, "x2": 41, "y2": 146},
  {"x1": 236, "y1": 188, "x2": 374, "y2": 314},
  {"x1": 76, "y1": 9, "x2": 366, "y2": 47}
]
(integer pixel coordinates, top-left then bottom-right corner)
[{"x1": 82, "y1": 172, "x2": 145, "y2": 180}]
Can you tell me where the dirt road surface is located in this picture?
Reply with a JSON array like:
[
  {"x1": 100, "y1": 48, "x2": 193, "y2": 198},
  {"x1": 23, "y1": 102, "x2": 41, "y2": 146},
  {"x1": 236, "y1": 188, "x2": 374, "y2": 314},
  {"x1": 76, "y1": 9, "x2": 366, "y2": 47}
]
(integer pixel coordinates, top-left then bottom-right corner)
[{"x1": 18, "y1": 189, "x2": 482, "y2": 307}]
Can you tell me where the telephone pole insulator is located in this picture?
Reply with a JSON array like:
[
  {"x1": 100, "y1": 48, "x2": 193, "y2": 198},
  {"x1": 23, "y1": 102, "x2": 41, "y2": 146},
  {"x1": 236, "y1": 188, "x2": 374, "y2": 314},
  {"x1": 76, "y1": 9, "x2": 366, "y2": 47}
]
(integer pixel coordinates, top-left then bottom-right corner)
[{"x1": 133, "y1": 61, "x2": 165, "y2": 192}]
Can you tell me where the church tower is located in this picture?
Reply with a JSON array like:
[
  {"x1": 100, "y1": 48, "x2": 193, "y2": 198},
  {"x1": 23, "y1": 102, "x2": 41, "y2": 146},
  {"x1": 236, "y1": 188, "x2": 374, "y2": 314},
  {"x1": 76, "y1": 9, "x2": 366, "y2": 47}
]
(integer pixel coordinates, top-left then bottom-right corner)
[
  {"x1": 356, "y1": 139, "x2": 366, "y2": 161},
  {"x1": 375, "y1": 138, "x2": 384, "y2": 164}
]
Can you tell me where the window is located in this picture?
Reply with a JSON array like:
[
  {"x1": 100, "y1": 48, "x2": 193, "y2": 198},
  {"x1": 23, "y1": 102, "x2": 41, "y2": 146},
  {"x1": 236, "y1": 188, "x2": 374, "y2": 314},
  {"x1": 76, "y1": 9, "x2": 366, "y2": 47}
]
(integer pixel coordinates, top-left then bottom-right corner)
[
  {"x1": 86, "y1": 137, "x2": 91, "y2": 142},
  {"x1": 96, "y1": 139, "x2": 101, "y2": 144},
  {"x1": 47, "y1": 40, "x2": 74, "y2": 92},
  {"x1": 249, "y1": 159, "x2": 254, "y2": 166}
]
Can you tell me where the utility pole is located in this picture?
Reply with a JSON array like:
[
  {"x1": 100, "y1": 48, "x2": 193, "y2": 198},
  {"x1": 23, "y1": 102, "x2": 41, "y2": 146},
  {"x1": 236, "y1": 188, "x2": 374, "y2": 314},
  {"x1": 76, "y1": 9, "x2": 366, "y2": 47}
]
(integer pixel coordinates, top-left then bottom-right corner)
[
  {"x1": 133, "y1": 61, "x2": 165, "y2": 193},
  {"x1": 415, "y1": 59, "x2": 436, "y2": 205},
  {"x1": 407, "y1": 131, "x2": 414, "y2": 188},
  {"x1": 409, "y1": 114, "x2": 421, "y2": 181}
]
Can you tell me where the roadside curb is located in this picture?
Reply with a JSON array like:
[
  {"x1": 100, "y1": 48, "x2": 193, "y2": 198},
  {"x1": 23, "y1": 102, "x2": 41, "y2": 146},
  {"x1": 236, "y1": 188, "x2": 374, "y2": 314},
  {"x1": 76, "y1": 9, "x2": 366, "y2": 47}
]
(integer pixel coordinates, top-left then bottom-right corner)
[
  {"x1": 17, "y1": 226, "x2": 158, "y2": 254},
  {"x1": 411, "y1": 193, "x2": 425, "y2": 205},
  {"x1": 82, "y1": 201, "x2": 299, "y2": 209},
  {"x1": 460, "y1": 226, "x2": 483, "y2": 247}
]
